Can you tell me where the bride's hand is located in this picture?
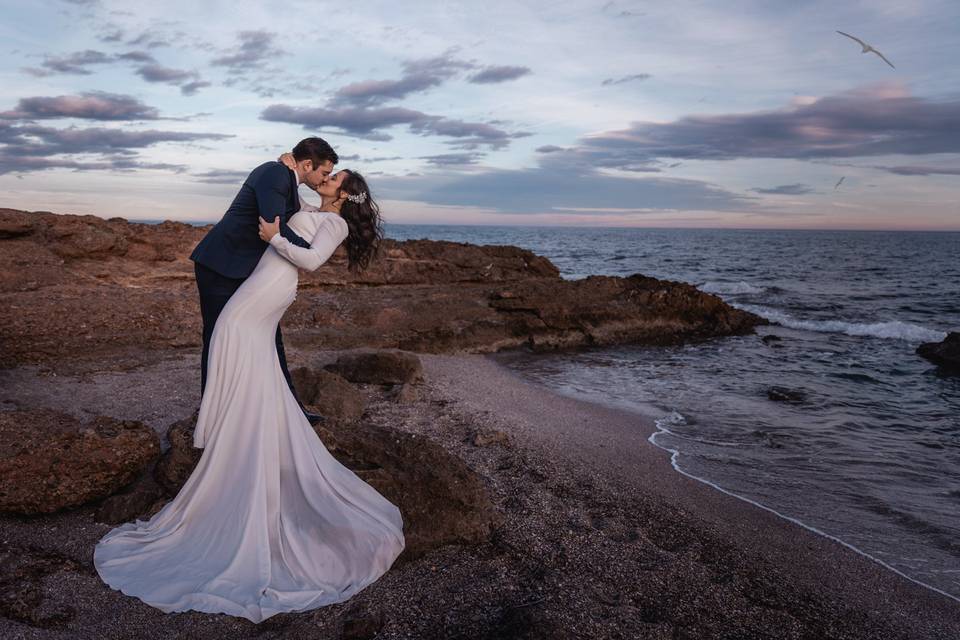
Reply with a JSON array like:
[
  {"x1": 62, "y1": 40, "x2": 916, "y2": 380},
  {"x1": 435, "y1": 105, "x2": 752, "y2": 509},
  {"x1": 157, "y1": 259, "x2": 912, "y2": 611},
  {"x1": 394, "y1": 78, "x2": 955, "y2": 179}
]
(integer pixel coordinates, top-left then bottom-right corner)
[{"x1": 277, "y1": 152, "x2": 296, "y2": 171}]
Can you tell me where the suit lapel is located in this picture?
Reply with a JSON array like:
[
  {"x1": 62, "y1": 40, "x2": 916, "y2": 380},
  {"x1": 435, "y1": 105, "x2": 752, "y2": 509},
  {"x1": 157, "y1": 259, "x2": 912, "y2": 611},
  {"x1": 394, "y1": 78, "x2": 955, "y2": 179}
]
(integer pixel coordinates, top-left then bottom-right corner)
[{"x1": 287, "y1": 166, "x2": 300, "y2": 214}]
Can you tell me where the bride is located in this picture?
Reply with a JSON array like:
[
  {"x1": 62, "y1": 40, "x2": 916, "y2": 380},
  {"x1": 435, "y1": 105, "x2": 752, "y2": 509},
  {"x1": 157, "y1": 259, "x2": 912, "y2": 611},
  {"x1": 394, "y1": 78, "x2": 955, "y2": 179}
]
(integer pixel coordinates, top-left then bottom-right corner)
[{"x1": 93, "y1": 159, "x2": 405, "y2": 623}]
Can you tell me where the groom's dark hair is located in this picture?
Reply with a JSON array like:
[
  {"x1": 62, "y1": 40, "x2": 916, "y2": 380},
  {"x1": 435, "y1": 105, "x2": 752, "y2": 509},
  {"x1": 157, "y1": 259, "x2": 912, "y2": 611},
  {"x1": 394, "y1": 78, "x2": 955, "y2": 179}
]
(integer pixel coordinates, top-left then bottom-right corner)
[{"x1": 292, "y1": 137, "x2": 338, "y2": 168}]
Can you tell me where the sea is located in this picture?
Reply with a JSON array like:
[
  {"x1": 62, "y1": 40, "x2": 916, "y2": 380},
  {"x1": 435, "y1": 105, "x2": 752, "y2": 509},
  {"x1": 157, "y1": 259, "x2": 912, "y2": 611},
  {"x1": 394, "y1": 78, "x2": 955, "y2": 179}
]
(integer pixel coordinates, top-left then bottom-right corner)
[
  {"x1": 384, "y1": 223, "x2": 960, "y2": 602},
  {"x1": 158, "y1": 218, "x2": 959, "y2": 601}
]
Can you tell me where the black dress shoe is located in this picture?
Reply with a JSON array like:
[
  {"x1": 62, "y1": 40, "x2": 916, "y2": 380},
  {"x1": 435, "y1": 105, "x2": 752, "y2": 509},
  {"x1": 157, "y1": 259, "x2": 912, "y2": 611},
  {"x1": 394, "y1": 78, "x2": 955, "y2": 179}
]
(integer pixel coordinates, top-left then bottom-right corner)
[{"x1": 303, "y1": 410, "x2": 326, "y2": 426}]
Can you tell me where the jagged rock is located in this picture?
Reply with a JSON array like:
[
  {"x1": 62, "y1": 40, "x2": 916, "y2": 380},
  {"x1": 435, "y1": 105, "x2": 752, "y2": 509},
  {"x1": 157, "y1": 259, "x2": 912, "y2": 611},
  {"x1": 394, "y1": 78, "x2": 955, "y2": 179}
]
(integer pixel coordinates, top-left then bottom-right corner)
[
  {"x1": 0, "y1": 410, "x2": 159, "y2": 515},
  {"x1": 155, "y1": 413, "x2": 502, "y2": 559},
  {"x1": 469, "y1": 427, "x2": 511, "y2": 448},
  {"x1": 94, "y1": 466, "x2": 167, "y2": 524},
  {"x1": 340, "y1": 603, "x2": 386, "y2": 639},
  {"x1": 0, "y1": 546, "x2": 81, "y2": 629},
  {"x1": 767, "y1": 386, "x2": 807, "y2": 403},
  {"x1": 387, "y1": 382, "x2": 420, "y2": 404},
  {"x1": 0, "y1": 209, "x2": 769, "y2": 371},
  {"x1": 761, "y1": 334, "x2": 782, "y2": 344},
  {"x1": 154, "y1": 413, "x2": 203, "y2": 495},
  {"x1": 916, "y1": 331, "x2": 960, "y2": 372},
  {"x1": 291, "y1": 366, "x2": 365, "y2": 422},
  {"x1": 324, "y1": 350, "x2": 425, "y2": 385}
]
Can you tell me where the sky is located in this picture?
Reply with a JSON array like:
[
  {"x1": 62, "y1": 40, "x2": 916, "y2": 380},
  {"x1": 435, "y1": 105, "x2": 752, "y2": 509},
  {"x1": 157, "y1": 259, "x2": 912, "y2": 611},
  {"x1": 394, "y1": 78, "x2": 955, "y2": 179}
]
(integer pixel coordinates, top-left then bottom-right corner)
[{"x1": 1, "y1": 0, "x2": 959, "y2": 230}]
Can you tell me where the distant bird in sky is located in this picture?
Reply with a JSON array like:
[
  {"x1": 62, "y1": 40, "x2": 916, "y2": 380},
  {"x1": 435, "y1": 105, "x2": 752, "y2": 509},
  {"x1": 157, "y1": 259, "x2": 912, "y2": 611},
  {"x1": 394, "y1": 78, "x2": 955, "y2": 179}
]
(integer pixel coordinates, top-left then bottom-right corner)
[
  {"x1": 836, "y1": 31, "x2": 896, "y2": 69},
  {"x1": 834, "y1": 176, "x2": 846, "y2": 190}
]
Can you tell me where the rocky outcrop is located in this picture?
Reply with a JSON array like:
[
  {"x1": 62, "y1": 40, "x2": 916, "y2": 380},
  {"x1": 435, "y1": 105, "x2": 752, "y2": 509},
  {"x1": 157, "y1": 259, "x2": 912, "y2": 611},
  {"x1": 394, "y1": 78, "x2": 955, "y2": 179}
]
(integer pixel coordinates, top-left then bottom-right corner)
[
  {"x1": 323, "y1": 350, "x2": 425, "y2": 385},
  {"x1": 916, "y1": 331, "x2": 960, "y2": 372},
  {"x1": 290, "y1": 366, "x2": 366, "y2": 423},
  {"x1": 153, "y1": 404, "x2": 502, "y2": 560},
  {"x1": 0, "y1": 410, "x2": 159, "y2": 514},
  {"x1": 0, "y1": 208, "x2": 769, "y2": 371},
  {"x1": 154, "y1": 412, "x2": 203, "y2": 494}
]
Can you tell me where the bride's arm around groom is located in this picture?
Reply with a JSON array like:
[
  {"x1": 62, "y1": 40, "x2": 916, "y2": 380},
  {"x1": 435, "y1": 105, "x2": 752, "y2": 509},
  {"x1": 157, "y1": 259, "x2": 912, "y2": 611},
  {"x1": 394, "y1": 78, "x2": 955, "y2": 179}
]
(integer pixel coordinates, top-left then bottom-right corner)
[{"x1": 261, "y1": 212, "x2": 349, "y2": 272}]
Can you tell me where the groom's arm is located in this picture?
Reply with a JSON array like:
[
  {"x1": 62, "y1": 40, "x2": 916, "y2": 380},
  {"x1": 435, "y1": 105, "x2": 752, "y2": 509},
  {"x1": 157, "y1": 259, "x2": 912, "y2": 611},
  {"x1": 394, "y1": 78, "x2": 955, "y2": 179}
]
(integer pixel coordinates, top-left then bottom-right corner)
[{"x1": 254, "y1": 164, "x2": 311, "y2": 249}]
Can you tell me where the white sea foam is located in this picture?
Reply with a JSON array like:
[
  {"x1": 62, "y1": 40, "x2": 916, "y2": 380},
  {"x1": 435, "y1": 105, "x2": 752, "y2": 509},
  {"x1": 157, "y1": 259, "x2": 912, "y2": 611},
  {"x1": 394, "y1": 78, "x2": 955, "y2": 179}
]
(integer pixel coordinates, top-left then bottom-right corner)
[
  {"x1": 700, "y1": 281, "x2": 765, "y2": 295},
  {"x1": 646, "y1": 420, "x2": 960, "y2": 604},
  {"x1": 732, "y1": 303, "x2": 947, "y2": 343}
]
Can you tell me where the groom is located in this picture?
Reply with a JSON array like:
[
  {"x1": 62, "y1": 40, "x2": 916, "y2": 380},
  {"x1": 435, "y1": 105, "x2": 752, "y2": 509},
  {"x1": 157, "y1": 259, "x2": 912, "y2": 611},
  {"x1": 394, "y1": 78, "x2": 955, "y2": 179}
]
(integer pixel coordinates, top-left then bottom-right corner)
[{"x1": 189, "y1": 137, "x2": 339, "y2": 426}]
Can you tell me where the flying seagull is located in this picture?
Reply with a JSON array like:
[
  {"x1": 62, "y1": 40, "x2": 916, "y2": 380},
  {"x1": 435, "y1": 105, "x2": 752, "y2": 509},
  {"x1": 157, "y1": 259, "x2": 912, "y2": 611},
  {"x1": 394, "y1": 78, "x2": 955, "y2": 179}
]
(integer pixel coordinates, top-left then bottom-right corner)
[
  {"x1": 836, "y1": 31, "x2": 895, "y2": 69},
  {"x1": 834, "y1": 176, "x2": 845, "y2": 190}
]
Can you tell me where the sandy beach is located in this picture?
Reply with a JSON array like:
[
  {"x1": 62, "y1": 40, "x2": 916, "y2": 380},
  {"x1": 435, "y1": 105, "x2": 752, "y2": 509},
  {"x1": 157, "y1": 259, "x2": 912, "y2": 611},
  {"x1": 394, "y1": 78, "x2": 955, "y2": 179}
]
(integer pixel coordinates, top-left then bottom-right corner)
[{"x1": 2, "y1": 346, "x2": 958, "y2": 639}]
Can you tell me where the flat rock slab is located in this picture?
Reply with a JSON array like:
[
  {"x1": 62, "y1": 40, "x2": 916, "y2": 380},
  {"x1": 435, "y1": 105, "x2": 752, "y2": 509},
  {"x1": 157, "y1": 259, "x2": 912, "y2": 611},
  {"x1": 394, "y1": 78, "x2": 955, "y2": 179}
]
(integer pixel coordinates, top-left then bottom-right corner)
[{"x1": 0, "y1": 409, "x2": 159, "y2": 515}]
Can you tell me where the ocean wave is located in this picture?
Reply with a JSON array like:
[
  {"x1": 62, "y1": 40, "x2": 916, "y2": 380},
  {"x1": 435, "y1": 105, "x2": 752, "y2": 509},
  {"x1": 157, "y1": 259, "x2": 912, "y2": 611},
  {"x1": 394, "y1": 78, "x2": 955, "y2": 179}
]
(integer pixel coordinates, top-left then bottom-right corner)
[
  {"x1": 732, "y1": 303, "x2": 947, "y2": 343},
  {"x1": 700, "y1": 281, "x2": 765, "y2": 295}
]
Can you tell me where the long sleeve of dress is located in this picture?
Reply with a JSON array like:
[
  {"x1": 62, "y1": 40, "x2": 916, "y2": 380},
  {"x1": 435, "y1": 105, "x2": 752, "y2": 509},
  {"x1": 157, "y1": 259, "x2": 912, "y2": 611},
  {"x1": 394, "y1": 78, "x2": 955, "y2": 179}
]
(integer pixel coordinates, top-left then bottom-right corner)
[{"x1": 268, "y1": 213, "x2": 348, "y2": 271}]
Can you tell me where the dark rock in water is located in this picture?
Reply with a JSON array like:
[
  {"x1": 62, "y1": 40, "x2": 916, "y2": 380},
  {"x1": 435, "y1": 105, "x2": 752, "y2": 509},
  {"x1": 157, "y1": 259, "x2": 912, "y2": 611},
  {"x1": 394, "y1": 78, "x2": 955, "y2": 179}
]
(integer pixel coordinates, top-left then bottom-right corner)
[
  {"x1": 0, "y1": 409, "x2": 159, "y2": 515},
  {"x1": 761, "y1": 334, "x2": 782, "y2": 344},
  {"x1": 767, "y1": 386, "x2": 807, "y2": 403},
  {"x1": 916, "y1": 332, "x2": 960, "y2": 372},
  {"x1": 153, "y1": 411, "x2": 501, "y2": 560},
  {"x1": 291, "y1": 366, "x2": 365, "y2": 423},
  {"x1": 324, "y1": 350, "x2": 425, "y2": 385}
]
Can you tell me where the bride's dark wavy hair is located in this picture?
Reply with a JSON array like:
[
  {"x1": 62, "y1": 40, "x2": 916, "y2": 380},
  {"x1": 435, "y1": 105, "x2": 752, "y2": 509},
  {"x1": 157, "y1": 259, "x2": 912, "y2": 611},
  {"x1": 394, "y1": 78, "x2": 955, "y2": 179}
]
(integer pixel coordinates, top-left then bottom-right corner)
[{"x1": 336, "y1": 170, "x2": 383, "y2": 274}]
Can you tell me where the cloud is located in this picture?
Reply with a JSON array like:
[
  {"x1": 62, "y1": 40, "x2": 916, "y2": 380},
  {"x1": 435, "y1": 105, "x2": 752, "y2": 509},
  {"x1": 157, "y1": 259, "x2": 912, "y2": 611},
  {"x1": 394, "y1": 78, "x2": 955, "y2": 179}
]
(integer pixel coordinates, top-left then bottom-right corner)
[
  {"x1": 23, "y1": 49, "x2": 113, "y2": 76},
  {"x1": 536, "y1": 145, "x2": 565, "y2": 153},
  {"x1": 601, "y1": 73, "x2": 652, "y2": 86},
  {"x1": 212, "y1": 30, "x2": 284, "y2": 72},
  {"x1": 19, "y1": 48, "x2": 209, "y2": 95},
  {"x1": 374, "y1": 167, "x2": 754, "y2": 214},
  {"x1": 468, "y1": 65, "x2": 531, "y2": 84},
  {"x1": 0, "y1": 92, "x2": 160, "y2": 121},
  {"x1": 0, "y1": 119, "x2": 232, "y2": 175},
  {"x1": 126, "y1": 30, "x2": 170, "y2": 49},
  {"x1": 180, "y1": 80, "x2": 212, "y2": 96},
  {"x1": 750, "y1": 183, "x2": 815, "y2": 195},
  {"x1": 261, "y1": 104, "x2": 520, "y2": 149},
  {"x1": 135, "y1": 64, "x2": 195, "y2": 83},
  {"x1": 332, "y1": 53, "x2": 473, "y2": 107},
  {"x1": 116, "y1": 50, "x2": 156, "y2": 63},
  {"x1": 419, "y1": 152, "x2": 485, "y2": 166},
  {"x1": 572, "y1": 81, "x2": 960, "y2": 167},
  {"x1": 870, "y1": 164, "x2": 960, "y2": 176},
  {"x1": 134, "y1": 64, "x2": 209, "y2": 95},
  {"x1": 192, "y1": 169, "x2": 250, "y2": 184}
]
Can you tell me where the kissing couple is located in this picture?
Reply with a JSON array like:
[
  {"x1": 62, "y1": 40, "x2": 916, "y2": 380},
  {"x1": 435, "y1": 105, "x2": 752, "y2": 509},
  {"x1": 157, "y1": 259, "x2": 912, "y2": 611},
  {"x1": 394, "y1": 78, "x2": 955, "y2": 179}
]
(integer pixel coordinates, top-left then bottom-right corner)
[{"x1": 93, "y1": 137, "x2": 406, "y2": 623}]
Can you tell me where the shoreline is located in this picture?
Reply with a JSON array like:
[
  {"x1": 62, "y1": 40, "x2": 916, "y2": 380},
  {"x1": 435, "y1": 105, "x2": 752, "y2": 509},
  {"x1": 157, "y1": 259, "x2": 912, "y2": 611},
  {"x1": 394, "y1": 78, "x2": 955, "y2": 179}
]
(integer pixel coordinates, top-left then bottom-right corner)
[
  {"x1": 2, "y1": 348, "x2": 959, "y2": 637},
  {"x1": 480, "y1": 350, "x2": 960, "y2": 605},
  {"x1": 422, "y1": 351, "x2": 960, "y2": 636}
]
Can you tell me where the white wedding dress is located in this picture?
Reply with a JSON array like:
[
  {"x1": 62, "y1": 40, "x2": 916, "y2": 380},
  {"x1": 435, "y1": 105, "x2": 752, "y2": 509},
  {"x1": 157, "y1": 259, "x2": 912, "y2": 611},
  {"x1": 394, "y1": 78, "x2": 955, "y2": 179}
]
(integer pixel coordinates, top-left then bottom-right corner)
[{"x1": 93, "y1": 206, "x2": 405, "y2": 623}]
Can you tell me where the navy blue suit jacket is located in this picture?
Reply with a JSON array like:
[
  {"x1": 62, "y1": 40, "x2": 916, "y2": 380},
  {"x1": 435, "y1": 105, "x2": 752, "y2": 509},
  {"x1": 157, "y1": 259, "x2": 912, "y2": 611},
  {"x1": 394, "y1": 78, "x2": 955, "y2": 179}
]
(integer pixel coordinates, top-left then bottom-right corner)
[{"x1": 190, "y1": 161, "x2": 311, "y2": 279}]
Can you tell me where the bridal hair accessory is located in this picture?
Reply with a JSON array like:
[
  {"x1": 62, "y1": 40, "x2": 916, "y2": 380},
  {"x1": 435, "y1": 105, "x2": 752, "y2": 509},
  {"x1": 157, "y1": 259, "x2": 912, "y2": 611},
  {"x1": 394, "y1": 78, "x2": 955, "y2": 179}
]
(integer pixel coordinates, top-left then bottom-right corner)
[{"x1": 345, "y1": 191, "x2": 367, "y2": 204}]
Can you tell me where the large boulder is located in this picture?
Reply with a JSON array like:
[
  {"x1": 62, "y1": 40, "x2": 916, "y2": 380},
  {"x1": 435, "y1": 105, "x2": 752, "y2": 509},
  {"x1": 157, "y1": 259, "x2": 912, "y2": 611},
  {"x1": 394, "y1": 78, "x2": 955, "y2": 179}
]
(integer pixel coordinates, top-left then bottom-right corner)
[
  {"x1": 290, "y1": 366, "x2": 366, "y2": 423},
  {"x1": 0, "y1": 409, "x2": 159, "y2": 515},
  {"x1": 155, "y1": 412, "x2": 501, "y2": 560},
  {"x1": 916, "y1": 331, "x2": 960, "y2": 372},
  {"x1": 323, "y1": 350, "x2": 425, "y2": 385},
  {"x1": 154, "y1": 412, "x2": 203, "y2": 494}
]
